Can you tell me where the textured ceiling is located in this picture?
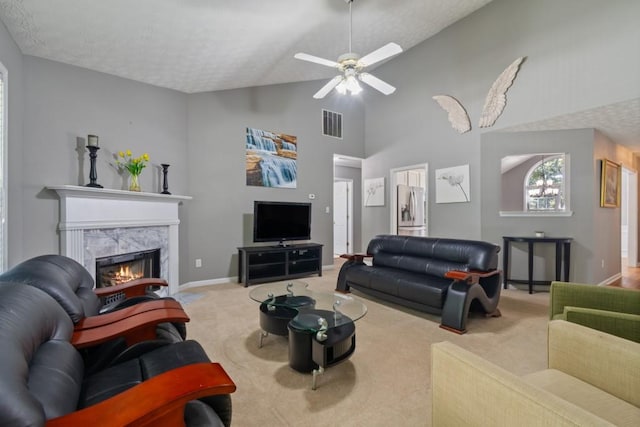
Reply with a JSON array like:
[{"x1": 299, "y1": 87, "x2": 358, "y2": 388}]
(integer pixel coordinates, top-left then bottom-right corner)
[
  {"x1": 0, "y1": 0, "x2": 492, "y2": 93},
  {"x1": 500, "y1": 98, "x2": 640, "y2": 153},
  {"x1": 1, "y1": 1, "x2": 638, "y2": 152}
]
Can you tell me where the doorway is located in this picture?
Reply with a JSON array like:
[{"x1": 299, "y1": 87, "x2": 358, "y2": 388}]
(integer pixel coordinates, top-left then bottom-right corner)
[
  {"x1": 333, "y1": 179, "x2": 353, "y2": 257},
  {"x1": 390, "y1": 164, "x2": 429, "y2": 236},
  {"x1": 621, "y1": 166, "x2": 638, "y2": 268}
]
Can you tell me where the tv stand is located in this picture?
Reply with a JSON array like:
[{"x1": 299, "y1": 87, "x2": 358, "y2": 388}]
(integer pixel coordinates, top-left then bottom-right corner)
[{"x1": 237, "y1": 243, "x2": 323, "y2": 287}]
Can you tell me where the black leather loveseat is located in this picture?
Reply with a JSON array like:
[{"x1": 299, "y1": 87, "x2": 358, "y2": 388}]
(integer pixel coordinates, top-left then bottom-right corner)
[{"x1": 336, "y1": 235, "x2": 502, "y2": 333}]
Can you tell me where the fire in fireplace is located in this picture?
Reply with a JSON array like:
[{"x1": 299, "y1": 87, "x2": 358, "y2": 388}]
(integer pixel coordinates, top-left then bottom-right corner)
[{"x1": 95, "y1": 249, "x2": 161, "y2": 288}]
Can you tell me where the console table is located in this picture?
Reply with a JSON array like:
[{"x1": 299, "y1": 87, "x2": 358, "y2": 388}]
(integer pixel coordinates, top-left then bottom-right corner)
[
  {"x1": 502, "y1": 236, "x2": 572, "y2": 294},
  {"x1": 237, "y1": 243, "x2": 323, "y2": 286}
]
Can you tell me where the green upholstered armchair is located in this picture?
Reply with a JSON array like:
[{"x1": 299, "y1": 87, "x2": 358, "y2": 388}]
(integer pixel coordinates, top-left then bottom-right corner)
[{"x1": 550, "y1": 281, "x2": 640, "y2": 343}]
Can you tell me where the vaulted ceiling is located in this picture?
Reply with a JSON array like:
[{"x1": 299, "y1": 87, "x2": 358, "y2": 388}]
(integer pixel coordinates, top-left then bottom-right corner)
[{"x1": 0, "y1": 0, "x2": 492, "y2": 93}]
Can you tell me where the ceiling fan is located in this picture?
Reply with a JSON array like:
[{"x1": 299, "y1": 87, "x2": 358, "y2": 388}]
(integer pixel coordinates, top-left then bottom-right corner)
[{"x1": 294, "y1": 0, "x2": 403, "y2": 99}]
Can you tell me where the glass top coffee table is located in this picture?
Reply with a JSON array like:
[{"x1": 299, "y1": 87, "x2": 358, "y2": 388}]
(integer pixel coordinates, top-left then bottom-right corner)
[{"x1": 249, "y1": 281, "x2": 367, "y2": 389}]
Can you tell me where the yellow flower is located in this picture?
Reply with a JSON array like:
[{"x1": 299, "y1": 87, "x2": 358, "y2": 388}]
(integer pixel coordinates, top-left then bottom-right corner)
[{"x1": 116, "y1": 149, "x2": 149, "y2": 176}]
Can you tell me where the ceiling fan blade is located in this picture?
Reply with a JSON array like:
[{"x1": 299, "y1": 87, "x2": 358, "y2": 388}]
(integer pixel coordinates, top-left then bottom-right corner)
[
  {"x1": 358, "y1": 42, "x2": 403, "y2": 67},
  {"x1": 294, "y1": 53, "x2": 339, "y2": 68},
  {"x1": 358, "y1": 73, "x2": 396, "y2": 95},
  {"x1": 313, "y1": 76, "x2": 343, "y2": 99}
]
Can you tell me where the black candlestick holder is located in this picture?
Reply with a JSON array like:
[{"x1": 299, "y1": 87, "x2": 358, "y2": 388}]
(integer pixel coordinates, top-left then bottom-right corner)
[
  {"x1": 85, "y1": 146, "x2": 103, "y2": 188},
  {"x1": 161, "y1": 163, "x2": 171, "y2": 194}
]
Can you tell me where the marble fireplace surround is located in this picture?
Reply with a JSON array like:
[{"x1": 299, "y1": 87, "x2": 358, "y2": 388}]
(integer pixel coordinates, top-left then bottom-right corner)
[{"x1": 48, "y1": 185, "x2": 191, "y2": 295}]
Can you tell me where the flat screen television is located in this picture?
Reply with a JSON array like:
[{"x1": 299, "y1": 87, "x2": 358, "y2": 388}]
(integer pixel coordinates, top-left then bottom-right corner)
[{"x1": 253, "y1": 201, "x2": 311, "y2": 245}]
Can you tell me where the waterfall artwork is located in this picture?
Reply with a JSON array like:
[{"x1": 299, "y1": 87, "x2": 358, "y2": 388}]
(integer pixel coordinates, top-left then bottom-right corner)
[{"x1": 245, "y1": 127, "x2": 298, "y2": 188}]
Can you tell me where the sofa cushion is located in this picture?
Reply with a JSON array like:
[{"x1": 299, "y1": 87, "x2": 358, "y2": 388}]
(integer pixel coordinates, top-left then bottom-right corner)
[
  {"x1": 79, "y1": 340, "x2": 211, "y2": 409},
  {"x1": 79, "y1": 358, "x2": 144, "y2": 408},
  {"x1": 523, "y1": 369, "x2": 640, "y2": 426},
  {"x1": 347, "y1": 265, "x2": 451, "y2": 309},
  {"x1": 140, "y1": 340, "x2": 210, "y2": 378},
  {"x1": 367, "y1": 235, "x2": 499, "y2": 273}
]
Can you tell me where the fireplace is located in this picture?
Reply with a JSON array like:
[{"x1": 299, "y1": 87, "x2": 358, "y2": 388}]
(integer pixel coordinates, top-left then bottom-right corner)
[
  {"x1": 95, "y1": 249, "x2": 161, "y2": 288},
  {"x1": 48, "y1": 185, "x2": 192, "y2": 295}
]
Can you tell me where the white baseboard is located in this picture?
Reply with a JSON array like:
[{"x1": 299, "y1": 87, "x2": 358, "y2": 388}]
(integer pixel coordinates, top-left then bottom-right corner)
[
  {"x1": 598, "y1": 273, "x2": 622, "y2": 286},
  {"x1": 178, "y1": 263, "x2": 335, "y2": 292},
  {"x1": 179, "y1": 276, "x2": 237, "y2": 291}
]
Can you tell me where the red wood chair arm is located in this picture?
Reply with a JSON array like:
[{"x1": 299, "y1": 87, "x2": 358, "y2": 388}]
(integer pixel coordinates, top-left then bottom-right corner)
[
  {"x1": 93, "y1": 278, "x2": 169, "y2": 298},
  {"x1": 75, "y1": 299, "x2": 184, "y2": 329},
  {"x1": 46, "y1": 363, "x2": 236, "y2": 427},
  {"x1": 72, "y1": 307, "x2": 190, "y2": 348},
  {"x1": 445, "y1": 269, "x2": 501, "y2": 284},
  {"x1": 339, "y1": 253, "x2": 372, "y2": 263}
]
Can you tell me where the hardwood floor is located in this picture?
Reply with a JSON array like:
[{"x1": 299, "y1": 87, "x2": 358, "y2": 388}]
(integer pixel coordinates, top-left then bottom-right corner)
[{"x1": 609, "y1": 259, "x2": 640, "y2": 289}]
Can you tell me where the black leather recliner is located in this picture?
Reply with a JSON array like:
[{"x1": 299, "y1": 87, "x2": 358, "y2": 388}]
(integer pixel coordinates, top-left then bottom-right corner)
[
  {"x1": 0, "y1": 283, "x2": 234, "y2": 427},
  {"x1": 0, "y1": 255, "x2": 187, "y2": 372}
]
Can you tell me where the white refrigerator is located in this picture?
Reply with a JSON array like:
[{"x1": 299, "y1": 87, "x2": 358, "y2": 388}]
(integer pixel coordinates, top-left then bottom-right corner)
[{"x1": 397, "y1": 185, "x2": 426, "y2": 236}]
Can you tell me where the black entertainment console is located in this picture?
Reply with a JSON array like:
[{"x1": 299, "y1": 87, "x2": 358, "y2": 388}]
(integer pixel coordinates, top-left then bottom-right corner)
[{"x1": 237, "y1": 243, "x2": 323, "y2": 287}]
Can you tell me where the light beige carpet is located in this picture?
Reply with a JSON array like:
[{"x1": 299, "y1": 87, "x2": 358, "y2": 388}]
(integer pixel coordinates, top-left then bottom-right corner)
[{"x1": 181, "y1": 263, "x2": 550, "y2": 427}]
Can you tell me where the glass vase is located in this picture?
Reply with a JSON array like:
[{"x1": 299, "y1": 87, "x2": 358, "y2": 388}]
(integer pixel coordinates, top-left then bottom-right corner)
[{"x1": 129, "y1": 174, "x2": 141, "y2": 192}]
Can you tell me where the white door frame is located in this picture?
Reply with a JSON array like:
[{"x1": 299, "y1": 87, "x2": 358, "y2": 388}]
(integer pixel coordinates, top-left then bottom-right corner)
[
  {"x1": 389, "y1": 163, "x2": 429, "y2": 236},
  {"x1": 333, "y1": 178, "x2": 353, "y2": 256},
  {"x1": 622, "y1": 166, "x2": 638, "y2": 267}
]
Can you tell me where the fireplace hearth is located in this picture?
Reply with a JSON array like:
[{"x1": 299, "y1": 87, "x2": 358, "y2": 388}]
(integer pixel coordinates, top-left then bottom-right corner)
[{"x1": 96, "y1": 249, "x2": 161, "y2": 288}]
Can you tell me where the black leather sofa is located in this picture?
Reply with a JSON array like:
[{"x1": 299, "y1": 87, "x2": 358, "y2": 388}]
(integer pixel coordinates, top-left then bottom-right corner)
[
  {"x1": 0, "y1": 282, "x2": 235, "y2": 426},
  {"x1": 336, "y1": 235, "x2": 502, "y2": 333}
]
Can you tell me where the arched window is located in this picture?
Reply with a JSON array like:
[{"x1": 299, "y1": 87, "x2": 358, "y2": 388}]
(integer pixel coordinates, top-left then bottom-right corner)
[{"x1": 524, "y1": 155, "x2": 565, "y2": 211}]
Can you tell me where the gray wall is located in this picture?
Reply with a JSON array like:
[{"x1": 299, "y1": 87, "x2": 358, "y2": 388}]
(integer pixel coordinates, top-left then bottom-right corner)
[
  {"x1": 334, "y1": 164, "x2": 363, "y2": 253},
  {"x1": 20, "y1": 56, "x2": 189, "y2": 264},
  {"x1": 185, "y1": 83, "x2": 365, "y2": 282},
  {"x1": 0, "y1": 20, "x2": 24, "y2": 267},
  {"x1": 481, "y1": 129, "x2": 598, "y2": 283},
  {"x1": 3, "y1": 0, "x2": 640, "y2": 284},
  {"x1": 361, "y1": 0, "x2": 640, "y2": 244}
]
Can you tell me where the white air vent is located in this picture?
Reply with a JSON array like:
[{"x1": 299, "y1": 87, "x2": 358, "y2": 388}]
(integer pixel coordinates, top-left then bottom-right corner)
[{"x1": 322, "y1": 109, "x2": 343, "y2": 139}]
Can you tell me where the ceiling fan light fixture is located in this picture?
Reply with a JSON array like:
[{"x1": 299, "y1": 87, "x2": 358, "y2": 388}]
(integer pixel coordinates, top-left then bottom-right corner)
[
  {"x1": 345, "y1": 75, "x2": 362, "y2": 95},
  {"x1": 335, "y1": 80, "x2": 347, "y2": 95},
  {"x1": 294, "y1": 0, "x2": 402, "y2": 99}
]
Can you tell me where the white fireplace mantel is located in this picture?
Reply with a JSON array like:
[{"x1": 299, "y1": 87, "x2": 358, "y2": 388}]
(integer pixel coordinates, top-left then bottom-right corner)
[{"x1": 48, "y1": 185, "x2": 192, "y2": 294}]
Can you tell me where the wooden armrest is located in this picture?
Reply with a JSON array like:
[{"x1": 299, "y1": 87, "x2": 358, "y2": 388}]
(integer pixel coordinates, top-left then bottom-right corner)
[
  {"x1": 445, "y1": 269, "x2": 501, "y2": 284},
  {"x1": 72, "y1": 307, "x2": 190, "y2": 348},
  {"x1": 75, "y1": 299, "x2": 184, "y2": 329},
  {"x1": 46, "y1": 363, "x2": 236, "y2": 427},
  {"x1": 93, "y1": 278, "x2": 168, "y2": 298},
  {"x1": 339, "y1": 253, "x2": 372, "y2": 263}
]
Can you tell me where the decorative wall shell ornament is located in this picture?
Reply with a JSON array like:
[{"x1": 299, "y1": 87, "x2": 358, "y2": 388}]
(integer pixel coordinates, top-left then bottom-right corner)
[
  {"x1": 432, "y1": 95, "x2": 471, "y2": 134},
  {"x1": 478, "y1": 56, "x2": 525, "y2": 128}
]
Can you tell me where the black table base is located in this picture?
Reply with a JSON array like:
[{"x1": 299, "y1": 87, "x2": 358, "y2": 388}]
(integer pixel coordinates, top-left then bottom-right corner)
[{"x1": 503, "y1": 236, "x2": 572, "y2": 294}]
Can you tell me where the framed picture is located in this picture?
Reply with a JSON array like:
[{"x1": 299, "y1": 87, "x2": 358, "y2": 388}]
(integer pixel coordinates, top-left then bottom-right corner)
[
  {"x1": 245, "y1": 127, "x2": 298, "y2": 188},
  {"x1": 435, "y1": 164, "x2": 470, "y2": 203},
  {"x1": 600, "y1": 159, "x2": 621, "y2": 208},
  {"x1": 364, "y1": 177, "x2": 385, "y2": 206}
]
